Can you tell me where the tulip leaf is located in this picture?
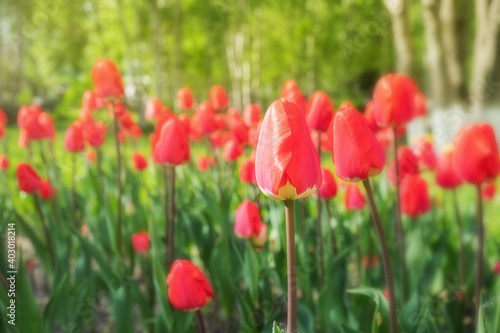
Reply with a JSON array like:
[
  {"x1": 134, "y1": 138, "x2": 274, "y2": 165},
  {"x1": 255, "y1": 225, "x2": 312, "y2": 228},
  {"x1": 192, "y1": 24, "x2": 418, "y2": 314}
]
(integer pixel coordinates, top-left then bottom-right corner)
[
  {"x1": 272, "y1": 321, "x2": 283, "y2": 333},
  {"x1": 42, "y1": 273, "x2": 68, "y2": 332},
  {"x1": 347, "y1": 287, "x2": 390, "y2": 333}
]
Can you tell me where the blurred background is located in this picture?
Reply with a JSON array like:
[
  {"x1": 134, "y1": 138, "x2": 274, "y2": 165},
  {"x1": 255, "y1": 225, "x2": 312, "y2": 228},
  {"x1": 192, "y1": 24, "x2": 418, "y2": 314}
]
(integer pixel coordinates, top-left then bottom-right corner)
[{"x1": 0, "y1": 0, "x2": 499, "y2": 139}]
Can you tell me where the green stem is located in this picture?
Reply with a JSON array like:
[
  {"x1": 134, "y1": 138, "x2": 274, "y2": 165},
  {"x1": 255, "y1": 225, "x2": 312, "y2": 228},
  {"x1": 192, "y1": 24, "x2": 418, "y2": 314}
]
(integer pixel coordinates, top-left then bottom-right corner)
[
  {"x1": 474, "y1": 185, "x2": 484, "y2": 326},
  {"x1": 284, "y1": 200, "x2": 297, "y2": 332},
  {"x1": 452, "y1": 189, "x2": 465, "y2": 286}
]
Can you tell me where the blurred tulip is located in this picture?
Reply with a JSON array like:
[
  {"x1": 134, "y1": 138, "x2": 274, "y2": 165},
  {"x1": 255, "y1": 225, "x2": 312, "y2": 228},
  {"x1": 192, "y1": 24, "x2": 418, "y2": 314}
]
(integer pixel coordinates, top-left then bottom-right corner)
[
  {"x1": 0, "y1": 154, "x2": 9, "y2": 170},
  {"x1": 223, "y1": 139, "x2": 243, "y2": 162},
  {"x1": 239, "y1": 158, "x2": 256, "y2": 184},
  {"x1": 16, "y1": 163, "x2": 41, "y2": 194},
  {"x1": 412, "y1": 136, "x2": 437, "y2": 170},
  {"x1": 85, "y1": 121, "x2": 107, "y2": 148},
  {"x1": 364, "y1": 101, "x2": 382, "y2": 133},
  {"x1": 19, "y1": 105, "x2": 45, "y2": 140},
  {"x1": 306, "y1": 91, "x2": 334, "y2": 132},
  {"x1": 0, "y1": 108, "x2": 6, "y2": 124},
  {"x1": 248, "y1": 120, "x2": 262, "y2": 148},
  {"x1": 281, "y1": 80, "x2": 300, "y2": 96},
  {"x1": 234, "y1": 200, "x2": 267, "y2": 250},
  {"x1": 145, "y1": 98, "x2": 163, "y2": 120},
  {"x1": 339, "y1": 101, "x2": 353, "y2": 109},
  {"x1": 196, "y1": 155, "x2": 211, "y2": 171},
  {"x1": 130, "y1": 125, "x2": 142, "y2": 139},
  {"x1": 91, "y1": 58, "x2": 124, "y2": 99},
  {"x1": 310, "y1": 131, "x2": 319, "y2": 152},
  {"x1": 255, "y1": 99, "x2": 321, "y2": 200},
  {"x1": 363, "y1": 255, "x2": 379, "y2": 269},
  {"x1": 39, "y1": 179, "x2": 57, "y2": 200},
  {"x1": 131, "y1": 232, "x2": 150, "y2": 253},
  {"x1": 177, "y1": 87, "x2": 194, "y2": 110},
  {"x1": 178, "y1": 113, "x2": 191, "y2": 134},
  {"x1": 132, "y1": 152, "x2": 148, "y2": 171},
  {"x1": 82, "y1": 90, "x2": 98, "y2": 111},
  {"x1": 0, "y1": 125, "x2": 4, "y2": 139},
  {"x1": 321, "y1": 119, "x2": 334, "y2": 153},
  {"x1": 18, "y1": 129, "x2": 29, "y2": 148},
  {"x1": 372, "y1": 73, "x2": 417, "y2": 127},
  {"x1": 282, "y1": 87, "x2": 306, "y2": 113},
  {"x1": 414, "y1": 92, "x2": 426, "y2": 117},
  {"x1": 243, "y1": 104, "x2": 261, "y2": 127},
  {"x1": 333, "y1": 106, "x2": 386, "y2": 182},
  {"x1": 453, "y1": 123, "x2": 500, "y2": 185},
  {"x1": 319, "y1": 167, "x2": 337, "y2": 200},
  {"x1": 191, "y1": 102, "x2": 216, "y2": 137},
  {"x1": 344, "y1": 183, "x2": 365, "y2": 210},
  {"x1": 400, "y1": 175, "x2": 431, "y2": 217},
  {"x1": 482, "y1": 183, "x2": 496, "y2": 201},
  {"x1": 86, "y1": 150, "x2": 97, "y2": 163},
  {"x1": 494, "y1": 261, "x2": 500, "y2": 275},
  {"x1": 166, "y1": 260, "x2": 214, "y2": 311},
  {"x1": 64, "y1": 122, "x2": 85, "y2": 153},
  {"x1": 214, "y1": 113, "x2": 227, "y2": 130},
  {"x1": 387, "y1": 146, "x2": 419, "y2": 185},
  {"x1": 436, "y1": 148, "x2": 462, "y2": 189},
  {"x1": 209, "y1": 85, "x2": 229, "y2": 110},
  {"x1": 38, "y1": 112, "x2": 56, "y2": 141},
  {"x1": 152, "y1": 118, "x2": 190, "y2": 165}
]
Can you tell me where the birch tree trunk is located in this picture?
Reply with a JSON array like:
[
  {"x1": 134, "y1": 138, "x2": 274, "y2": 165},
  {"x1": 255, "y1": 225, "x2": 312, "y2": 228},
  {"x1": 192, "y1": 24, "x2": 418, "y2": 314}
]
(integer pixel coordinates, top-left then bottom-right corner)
[{"x1": 384, "y1": 0, "x2": 414, "y2": 75}]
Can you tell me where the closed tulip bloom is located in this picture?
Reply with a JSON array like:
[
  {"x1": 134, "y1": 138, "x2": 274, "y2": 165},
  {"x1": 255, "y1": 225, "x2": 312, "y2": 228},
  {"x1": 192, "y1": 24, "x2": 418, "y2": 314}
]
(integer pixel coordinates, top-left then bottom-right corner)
[
  {"x1": 39, "y1": 179, "x2": 57, "y2": 200},
  {"x1": 372, "y1": 73, "x2": 417, "y2": 127},
  {"x1": 234, "y1": 200, "x2": 267, "y2": 250},
  {"x1": 152, "y1": 118, "x2": 190, "y2": 165},
  {"x1": 178, "y1": 113, "x2": 191, "y2": 134},
  {"x1": 306, "y1": 91, "x2": 334, "y2": 132},
  {"x1": 86, "y1": 150, "x2": 97, "y2": 163},
  {"x1": 166, "y1": 260, "x2": 214, "y2": 311},
  {"x1": 223, "y1": 139, "x2": 243, "y2": 162},
  {"x1": 132, "y1": 152, "x2": 148, "y2": 171},
  {"x1": 145, "y1": 98, "x2": 163, "y2": 120},
  {"x1": 414, "y1": 92, "x2": 426, "y2": 117},
  {"x1": 209, "y1": 85, "x2": 229, "y2": 110},
  {"x1": 131, "y1": 232, "x2": 150, "y2": 253},
  {"x1": 16, "y1": 163, "x2": 41, "y2": 194},
  {"x1": 191, "y1": 102, "x2": 216, "y2": 137},
  {"x1": 177, "y1": 87, "x2": 194, "y2": 110},
  {"x1": 400, "y1": 175, "x2": 431, "y2": 217},
  {"x1": 91, "y1": 59, "x2": 124, "y2": 99},
  {"x1": 196, "y1": 155, "x2": 211, "y2": 171},
  {"x1": 319, "y1": 167, "x2": 337, "y2": 200},
  {"x1": 255, "y1": 99, "x2": 321, "y2": 200},
  {"x1": 38, "y1": 112, "x2": 56, "y2": 141},
  {"x1": 85, "y1": 121, "x2": 107, "y2": 148},
  {"x1": 243, "y1": 104, "x2": 261, "y2": 127},
  {"x1": 412, "y1": 137, "x2": 437, "y2": 170},
  {"x1": 239, "y1": 158, "x2": 256, "y2": 184},
  {"x1": 333, "y1": 106, "x2": 386, "y2": 182},
  {"x1": 82, "y1": 90, "x2": 98, "y2": 111},
  {"x1": 64, "y1": 122, "x2": 85, "y2": 153},
  {"x1": 281, "y1": 80, "x2": 300, "y2": 97},
  {"x1": 0, "y1": 154, "x2": 9, "y2": 170},
  {"x1": 436, "y1": 148, "x2": 462, "y2": 189},
  {"x1": 364, "y1": 101, "x2": 382, "y2": 133},
  {"x1": 453, "y1": 123, "x2": 500, "y2": 185},
  {"x1": 20, "y1": 105, "x2": 45, "y2": 140},
  {"x1": 482, "y1": 183, "x2": 496, "y2": 201},
  {"x1": 387, "y1": 146, "x2": 419, "y2": 185},
  {"x1": 282, "y1": 87, "x2": 306, "y2": 113},
  {"x1": 344, "y1": 183, "x2": 365, "y2": 210}
]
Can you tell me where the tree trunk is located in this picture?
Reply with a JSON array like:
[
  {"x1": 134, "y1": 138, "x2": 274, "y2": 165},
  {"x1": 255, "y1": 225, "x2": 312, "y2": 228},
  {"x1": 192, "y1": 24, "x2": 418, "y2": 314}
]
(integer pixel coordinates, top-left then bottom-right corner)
[
  {"x1": 384, "y1": 0, "x2": 414, "y2": 75},
  {"x1": 173, "y1": 0, "x2": 182, "y2": 97},
  {"x1": 151, "y1": 0, "x2": 165, "y2": 100}
]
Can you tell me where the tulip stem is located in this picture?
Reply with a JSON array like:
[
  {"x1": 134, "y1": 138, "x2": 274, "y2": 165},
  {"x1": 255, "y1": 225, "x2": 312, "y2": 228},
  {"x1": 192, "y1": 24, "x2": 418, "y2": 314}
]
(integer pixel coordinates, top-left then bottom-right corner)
[
  {"x1": 392, "y1": 126, "x2": 408, "y2": 302},
  {"x1": 284, "y1": 199, "x2": 297, "y2": 332},
  {"x1": 34, "y1": 194, "x2": 55, "y2": 271},
  {"x1": 163, "y1": 166, "x2": 170, "y2": 269},
  {"x1": 316, "y1": 136, "x2": 324, "y2": 285},
  {"x1": 452, "y1": 190, "x2": 465, "y2": 286},
  {"x1": 195, "y1": 310, "x2": 206, "y2": 333},
  {"x1": 325, "y1": 201, "x2": 338, "y2": 256},
  {"x1": 111, "y1": 102, "x2": 123, "y2": 255},
  {"x1": 363, "y1": 179, "x2": 398, "y2": 333},
  {"x1": 474, "y1": 185, "x2": 484, "y2": 326},
  {"x1": 168, "y1": 166, "x2": 176, "y2": 269}
]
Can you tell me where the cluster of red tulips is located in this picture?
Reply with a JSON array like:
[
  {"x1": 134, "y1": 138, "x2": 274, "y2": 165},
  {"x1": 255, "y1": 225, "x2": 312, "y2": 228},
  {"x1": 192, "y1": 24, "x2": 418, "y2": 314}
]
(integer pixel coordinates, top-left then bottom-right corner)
[{"x1": 3, "y1": 58, "x2": 500, "y2": 332}]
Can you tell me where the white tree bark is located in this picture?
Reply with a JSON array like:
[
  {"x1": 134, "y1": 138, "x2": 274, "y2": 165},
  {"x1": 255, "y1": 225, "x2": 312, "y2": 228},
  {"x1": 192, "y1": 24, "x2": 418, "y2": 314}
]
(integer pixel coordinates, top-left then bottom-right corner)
[{"x1": 384, "y1": 0, "x2": 414, "y2": 75}]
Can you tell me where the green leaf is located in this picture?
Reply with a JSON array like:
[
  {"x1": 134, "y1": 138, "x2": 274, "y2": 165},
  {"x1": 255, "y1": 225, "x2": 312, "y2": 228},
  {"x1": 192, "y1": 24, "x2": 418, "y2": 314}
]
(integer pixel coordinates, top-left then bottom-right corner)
[
  {"x1": 42, "y1": 274, "x2": 68, "y2": 332},
  {"x1": 348, "y1": 287, "x2": 390, "y2": 333},
  {"x1": 272, "y1": 321, "x2": 283, "y2": 333}
]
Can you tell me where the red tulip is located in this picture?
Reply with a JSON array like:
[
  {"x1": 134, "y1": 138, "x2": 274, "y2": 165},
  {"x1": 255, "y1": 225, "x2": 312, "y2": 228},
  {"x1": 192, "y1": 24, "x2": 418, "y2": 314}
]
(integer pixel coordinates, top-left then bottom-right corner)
[
  {"x1": 321, "y1": 119, "x2": 334, "y2": 152},
  {"x1": 0, "y1": 154, "x2": 9, "y2": 170},
  {"x1": 119, "y1": 110, "x2": 135, "y2": 130},
  {"x1": 91, "y1": 58, "x2": 124, "y2": 99},
  {"x1": 282, "y1": 87, "x2": 306, "y2": 113},
  {"x1": 234, "y1": 200, "x2": 267, "y2": 250},
  {"x1": 16, "y1": 163, "x2": 41, "y2": 194},
  {"x1": 494, "y1": 261, "x2": 500, "y2": 275},
  {"x1": 248, "y1": 120, "x2": 262, "y2": 148},
  {"x1": 364, "y1": 101, "x2": 382, "y2": 133},
  {"x1": 152, "y1": 118, "x2": 190, "y2": 165},
  {"x1": 64, "y1": 122, "x2": 85, "y2": 153},
  {"x1": 0, "y1": 125, "x2": 4, "y2": 139},
  {"x1": 130, "y1": 125, "x2": 142, "y2": 139},
  {"x1": 166, "y1": 260, "x2": 214, "y2": 311},
  {"x1": 178, "y1": 113, "x2": 191, "y2": 134},
  {"x1": 82, "y1": 90, "x2": 98, "y2": 111},
  {"x1": 436, "y1": 148, "x2": 462, "y2": 189},
  {"x1": 387, "y1": 146, "x2": 419, "y2": 185},
  {"x1": 339, "y1": 101, "x2": 353, "y2": 109},
  {"x1": 132, "y1": 152, "x2": 148, "y2": 171},
  {"x1": 191, "y1": 102, "x2": 216, "y2": 137},
  {"x1": 39, "y1": 179, "x2": 57, "y2": 200},
  {"x1": 239, "y1": 158, "x2": 256, "y2": 184},
  {"x1": 19, "y1": 105, "x2": 45, "y2": 140},
  {"x1": 412, "y1": 137, "x2": 437, "y2": 170},
  {"x1": 310, "y1": 131, "x2": 319, "y2": 152},
  {"x1": 333, "y1": 106, "x2": 386, "y2": 182},
  {"x1": 453, "y1": 123, "x2": 500, "y2": 185},
  {"x1": 177, "y1": 87, "x2": 194, "y2": 110},
  {"x1": 344, "y1": 183, "x2": 365, "y2": 210},
  {"x1": 414, "y1": 92, "x2": 426, "y2": 117},
  {"x1": 0, "y1": 108, "x2": 6, "y2": 125},
  {"x1": 131, "y1": 232, "x2": 150, "y2": 253},
  {"x1": 145, "y1": 98, "x2": 163, "y2": 120},
  {"x1": 196, "y1": 155, "x2": 211, "y2": 171},
  {"x1": 223, "y1": 139, "x2": 243, "y2": 162},
  {"x1": 400, "y1": 175, "x2": 431, "y2": 217},
  {"x1": 85, "y1": 121, "x2": 107, "y2": 148},
  {"x1": 319, "y1": 167, "x2": 337, "y2": 200},
  {"x1": 482, "y1": 183, "x2": 496, "y2": 201},
  {"x1": 214, "y1": 113, "x2": 227, "y2": 130},
  {"x1": 372, "y1": 73, "x2": 417, "y2": 127},
  {"x1": 86, "y1": 150, "x2": 97, "y2": 163},
  {"x1": 306, "y1": 91, "x2": 334, "y2": 132},
  {"x1": 281, "y1": 80, "x2": 300, "y2": 97},
  {"x1": 209, "y1": 130, "x2": 230, "y2": 148},
  {"x1": 243, "y1": 104, "x2": 261, "y2": 127},
  {"x1": 209, "y1": 85, "x2": 229, "y2": 110},
  {"x1": 363, "y1": 255, "x2": 379, "y2": 269},
  {"x1": 255, "y1": 99, "x2": 321, "y2": 200}
]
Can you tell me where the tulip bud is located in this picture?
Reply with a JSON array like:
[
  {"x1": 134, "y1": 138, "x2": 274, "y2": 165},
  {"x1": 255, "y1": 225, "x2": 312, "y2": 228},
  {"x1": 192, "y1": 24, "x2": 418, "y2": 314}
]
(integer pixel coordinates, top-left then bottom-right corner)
[
  {"x1": 196, "y1": 155, "x2": 211, "y2": 171},
  {"x1": 400, "y1": 175, "x2": 431, "y2": 217},
  {"x1": 86, "y1": 150, "x2": 97, "y2": 163},
  {"x1": 82, "y1": 90, "x2": 98, "y2": 111},
  {"x1": 209, "y1": 85, "x2": 229, "y2": 110},
  {"x1": 223, "y1": 139, "x2": 243, "y2": 162},
  {"x1": 243, "y1": 104, "x2": 261, "y2": 127},
  {"x1": 166, "y1": 260, "x2": 214, "y2": 311},
  {"x1": 145, "y1": 98, "x2": 163, "y2": 120},
  {"x1": 364, "y1": 101, "x2": 381, "y2": 133},
  {"x1": 412, "y1": 136, "x2": 437, "y2": 170}
]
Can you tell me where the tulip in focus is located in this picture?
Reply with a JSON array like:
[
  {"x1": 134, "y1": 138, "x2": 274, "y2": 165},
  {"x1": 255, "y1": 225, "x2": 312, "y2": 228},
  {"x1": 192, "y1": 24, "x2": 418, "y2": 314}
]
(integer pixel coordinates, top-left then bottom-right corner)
[{"x1": 234, "y1": 200, "x2": 267, "y2": 250}]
